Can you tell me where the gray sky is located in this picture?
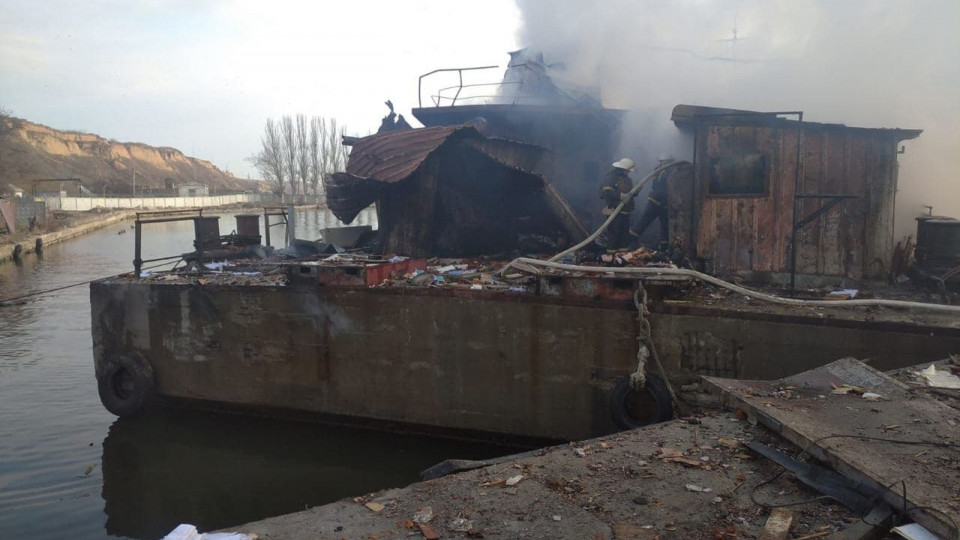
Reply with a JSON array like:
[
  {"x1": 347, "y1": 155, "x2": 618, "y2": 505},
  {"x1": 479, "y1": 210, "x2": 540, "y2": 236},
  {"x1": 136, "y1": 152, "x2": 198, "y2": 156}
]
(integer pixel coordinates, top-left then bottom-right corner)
[
  {"x1": 4, "y1": 0, "x2": 958, "y2": 230},
  {"x1": 1, "y1": 0, "x2": 521, "y2": 178}
]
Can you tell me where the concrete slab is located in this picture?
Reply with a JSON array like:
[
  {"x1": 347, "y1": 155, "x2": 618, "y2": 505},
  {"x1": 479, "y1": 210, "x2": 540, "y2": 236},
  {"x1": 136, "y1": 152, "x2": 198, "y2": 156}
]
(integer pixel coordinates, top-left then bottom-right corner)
[
  {"x1": 224, "y1": 414, "x2": 860, "y2": 539},
  {"x1": 704, "y1": 358, "x2": 960, "y2": 539}
]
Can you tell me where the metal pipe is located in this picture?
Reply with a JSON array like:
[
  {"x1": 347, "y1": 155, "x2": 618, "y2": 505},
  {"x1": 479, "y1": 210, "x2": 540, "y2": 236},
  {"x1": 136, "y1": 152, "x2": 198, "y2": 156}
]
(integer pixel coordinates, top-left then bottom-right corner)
[
  {"x1": 794, "y1": 193, "x2": 858, "y2": 199},
  {"x1": 417, "y1": 65, "x2": 498, "y2": 108},
  {"x1": 504, "y1": 258, "x2": 960, "y2": 314},
  {"x1": 789, "y1": 112, "x2": 804, "y2": 291},
  {"x1": 135, "y1": 208, "x2": 204, "y2": 217},
  {"x1": 134, "y1": 221, "x2": 142, "y2": 277},
  {"x1": 139, "y1": 254, "x2": 185, "y2": 264},
  {"x1": 453, "y1": 70, "x2": 463, "y2": 107},
  {"x1": 136, "y1": 216, "x2": 203, "y2": 225}
]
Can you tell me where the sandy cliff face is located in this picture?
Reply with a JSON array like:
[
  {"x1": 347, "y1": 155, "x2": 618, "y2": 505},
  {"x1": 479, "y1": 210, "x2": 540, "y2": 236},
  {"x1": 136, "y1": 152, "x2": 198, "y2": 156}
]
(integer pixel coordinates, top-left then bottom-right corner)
[{"x1": 1, "y1": 118, "x2": 250, "y2": 194}]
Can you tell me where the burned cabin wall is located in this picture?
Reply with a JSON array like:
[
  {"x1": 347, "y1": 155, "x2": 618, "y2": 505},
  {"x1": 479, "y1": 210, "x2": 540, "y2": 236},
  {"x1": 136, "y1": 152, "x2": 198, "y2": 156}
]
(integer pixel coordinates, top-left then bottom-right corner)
[
  {"x1": 376, "y1": 156, "x2": 441, "y2": 258},
  {"x1": 484, "y1": 115, "x2": 617, "y2": 226},
  {"x1": 693, "y1": 123, "x2": 901, "y2": 280},
  {"x1": 412, "y1": 106, "x2": 620, "y2": 226},
  {"x1": 666, "y1": 161, "x2": 696, "y2": 254},
  {"x1": 375, "y1": 146, "x2": 567, "y2": 257},
  {"x1": 436, "y1": 146, "x2": 567, "y2": 255}
]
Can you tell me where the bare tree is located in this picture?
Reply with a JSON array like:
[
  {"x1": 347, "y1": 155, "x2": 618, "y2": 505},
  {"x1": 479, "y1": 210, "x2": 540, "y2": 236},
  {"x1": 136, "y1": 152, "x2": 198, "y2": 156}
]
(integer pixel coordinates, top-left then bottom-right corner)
[
  {"x1": 280, "y1": 115, "x2": 298, "y2": 197},
  {"x1": 253, "y1": 113, "x2": 351, "y2": 200},
  {"x1": 295, "y1": 114, "x2": 310, "y2": 196},
  {"x1": 308, "y1": 116, "x2": 323, "y2": 195},
  {"x1": 312, "y1": 116, "x2": 351, "y2": 197},
  {"x1": 247, "y1": 118, "x2": 286, "y2": 196},
  {"x1": 323, "y1": 118, "x2": 350, "y2": 180}
]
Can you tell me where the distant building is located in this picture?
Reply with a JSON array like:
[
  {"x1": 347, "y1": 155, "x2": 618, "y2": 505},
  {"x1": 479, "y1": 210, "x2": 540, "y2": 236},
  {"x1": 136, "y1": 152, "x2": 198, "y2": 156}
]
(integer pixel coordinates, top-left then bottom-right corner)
[
  {"x1": 178, "y1": 184, "x2": 209, "y2": 197},
  {"x1": 6, "y1": 184, "x2": 25, "y2": 198}
]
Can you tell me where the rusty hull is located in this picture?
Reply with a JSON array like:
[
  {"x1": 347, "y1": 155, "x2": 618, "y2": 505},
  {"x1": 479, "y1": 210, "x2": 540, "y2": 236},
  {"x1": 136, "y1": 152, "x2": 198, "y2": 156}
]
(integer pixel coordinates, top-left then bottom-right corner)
[{"x1": 90, "y1": 277, "x2": 960, "y2": 441}]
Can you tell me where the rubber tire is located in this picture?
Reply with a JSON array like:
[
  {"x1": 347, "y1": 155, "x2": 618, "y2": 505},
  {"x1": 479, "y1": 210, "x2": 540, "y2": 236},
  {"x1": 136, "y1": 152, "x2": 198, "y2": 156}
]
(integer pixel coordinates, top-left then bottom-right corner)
[
  {"x1": 97, "y1": 353, "x2": 155, "y2": 417},
  {"x1": 609, "y1": 373, "x2": 674, "y2": 430}
]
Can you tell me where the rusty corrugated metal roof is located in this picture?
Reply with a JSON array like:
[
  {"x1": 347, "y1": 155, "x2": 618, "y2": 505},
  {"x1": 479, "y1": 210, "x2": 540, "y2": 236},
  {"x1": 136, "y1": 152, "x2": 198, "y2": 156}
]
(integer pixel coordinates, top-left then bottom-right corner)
[
  {"x1": 346, "y1": 125, "x2": 480, "y2": 183},
  {"x1": 671, "y1": 104, "x2": 922, "y2": 141}
]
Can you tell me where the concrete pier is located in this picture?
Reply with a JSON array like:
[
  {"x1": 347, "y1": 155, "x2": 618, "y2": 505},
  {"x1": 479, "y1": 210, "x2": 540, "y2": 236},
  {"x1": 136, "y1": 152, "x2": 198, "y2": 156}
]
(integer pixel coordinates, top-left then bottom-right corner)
[
  {"x1": 225, "y1": 413, "x2": 857, "y2": 539},
  {"x1": 1, "y1": 210, "x2": 135, "y2": 264}
]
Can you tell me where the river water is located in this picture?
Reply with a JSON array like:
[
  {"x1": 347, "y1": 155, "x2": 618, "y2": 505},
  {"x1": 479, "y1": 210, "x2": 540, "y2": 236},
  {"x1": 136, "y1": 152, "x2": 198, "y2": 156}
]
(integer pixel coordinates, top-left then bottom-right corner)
[{"x1": 0, "y1": 208, "x2": 512, "y2": 540}]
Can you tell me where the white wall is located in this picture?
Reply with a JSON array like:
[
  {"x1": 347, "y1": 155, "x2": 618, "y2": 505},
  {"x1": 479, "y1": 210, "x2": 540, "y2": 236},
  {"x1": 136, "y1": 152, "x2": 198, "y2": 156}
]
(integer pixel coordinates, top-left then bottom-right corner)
[{"x1": 44, "y1": 194, "x2": 261, "y2": 211}]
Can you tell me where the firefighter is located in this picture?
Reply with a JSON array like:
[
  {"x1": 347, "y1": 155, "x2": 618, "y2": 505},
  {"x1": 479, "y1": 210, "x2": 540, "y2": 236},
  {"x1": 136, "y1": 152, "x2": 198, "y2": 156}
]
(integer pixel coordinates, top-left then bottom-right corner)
[
  {"x1": 630, "y1": 154, "x2": 673, "y2": 249},
  {"x1": 599, "y1": 158, "x2": 637, "y2": 251}
]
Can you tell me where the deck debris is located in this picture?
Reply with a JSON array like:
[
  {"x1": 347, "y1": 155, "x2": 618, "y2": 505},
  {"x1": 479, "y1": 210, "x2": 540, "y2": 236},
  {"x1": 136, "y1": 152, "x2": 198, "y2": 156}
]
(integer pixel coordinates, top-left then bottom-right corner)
[
  {"x1": 448, "y1": 517, "x2": 472, "y2": 532},
  {"x1": 412, "y1": 506, "x2": 434, "y2": 523},
  {"x1": 758, "y1": 508, "x2": 793, "y2": 540},
  {"x1": 364, "y1": 502, "x2": 385, "y2": 512},
  {"x1": 504, "y1": 474, "x2": 523, "y2": 486},
  {"x1": 704, "y1": 357, "x2": 960, "y2": 539},
  {"x1": 917, "y1": 363, "x2": 960, "y2": 389}
]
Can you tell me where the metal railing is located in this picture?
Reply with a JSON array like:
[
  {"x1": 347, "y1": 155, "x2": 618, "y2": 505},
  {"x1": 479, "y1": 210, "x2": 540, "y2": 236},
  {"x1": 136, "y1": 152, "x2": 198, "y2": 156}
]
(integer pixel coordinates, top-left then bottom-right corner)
[
  {"x1": 417, "y1": 63, "x2": 571, "y2": 108},
  {"x1": 133, "y1": 208, "x2": 208, "y2": 277}
]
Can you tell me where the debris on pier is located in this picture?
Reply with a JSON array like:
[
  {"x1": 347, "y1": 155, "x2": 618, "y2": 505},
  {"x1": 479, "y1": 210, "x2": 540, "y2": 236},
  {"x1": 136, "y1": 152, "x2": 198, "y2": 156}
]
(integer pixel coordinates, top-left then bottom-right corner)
[
  {"x1": 221, "y1": 412, "x2": 863, "y2": 539},
  {"x1": 704, "y1": 358, "x2": 960, "y2": 539},
  {"x1": 221, "y1": 358, "x2": 959, "y2": 539}
]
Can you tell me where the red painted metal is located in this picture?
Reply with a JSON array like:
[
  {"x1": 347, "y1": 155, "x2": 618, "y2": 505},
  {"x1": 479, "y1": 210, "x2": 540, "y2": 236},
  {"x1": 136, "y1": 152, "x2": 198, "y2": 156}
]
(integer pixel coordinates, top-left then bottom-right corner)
[{"x1": 312, "y1": 259, "x2": 428, "y2": 288}]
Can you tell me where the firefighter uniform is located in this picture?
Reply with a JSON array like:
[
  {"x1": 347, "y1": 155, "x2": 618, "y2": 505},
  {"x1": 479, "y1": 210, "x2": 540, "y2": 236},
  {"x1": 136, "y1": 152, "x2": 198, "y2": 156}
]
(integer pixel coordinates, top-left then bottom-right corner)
[
  {"x1": 630, "y1": 158, "x2": 673, "y2": 248},
  {"x1": 600, "y1": 159, "x2": 637, "y2": 250}
]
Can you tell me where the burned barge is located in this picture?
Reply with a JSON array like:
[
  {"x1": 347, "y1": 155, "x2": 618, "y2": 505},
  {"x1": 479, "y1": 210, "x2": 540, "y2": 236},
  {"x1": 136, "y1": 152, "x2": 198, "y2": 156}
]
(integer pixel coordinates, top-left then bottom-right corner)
[{"x1": 91, "y1": 58, "x2": 960, "y2": 443}]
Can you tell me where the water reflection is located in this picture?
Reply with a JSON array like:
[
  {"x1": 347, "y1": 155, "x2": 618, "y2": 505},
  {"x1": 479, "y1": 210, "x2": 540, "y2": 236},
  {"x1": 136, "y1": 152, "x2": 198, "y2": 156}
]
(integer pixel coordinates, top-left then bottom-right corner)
[
  {"x1": 101, "y1": 409, "x2": 513, "y2": 539},
  {"x1": 0, "y1": 206, "x2": 513, "y2": 540}
]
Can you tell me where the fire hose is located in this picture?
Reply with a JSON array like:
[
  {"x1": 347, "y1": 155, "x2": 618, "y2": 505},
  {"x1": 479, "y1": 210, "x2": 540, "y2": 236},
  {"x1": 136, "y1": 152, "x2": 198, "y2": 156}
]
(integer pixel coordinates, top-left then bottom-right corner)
[
  {"x1": 501, "y1": 258, "x2": 960, "y2": 314},
  {"x1": 504, "y1": 156, "x2": 960, "y2": 312},
  {"x1": 547, "y1": 161, "x2": 685, "y2": 263}
]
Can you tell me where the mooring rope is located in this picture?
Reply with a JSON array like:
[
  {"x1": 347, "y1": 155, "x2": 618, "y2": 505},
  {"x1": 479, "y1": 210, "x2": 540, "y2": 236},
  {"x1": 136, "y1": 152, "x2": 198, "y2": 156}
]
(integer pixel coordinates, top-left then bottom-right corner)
[{"x1": 0, "y1": 260, "x2": 179, "y2": 305}]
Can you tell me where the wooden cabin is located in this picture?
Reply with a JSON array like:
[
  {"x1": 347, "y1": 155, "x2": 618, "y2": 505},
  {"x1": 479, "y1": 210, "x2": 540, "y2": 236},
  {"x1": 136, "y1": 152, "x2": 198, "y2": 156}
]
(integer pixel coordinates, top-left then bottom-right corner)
[{"x1": 670, "y1": 105, "x2": 922, "y2": 283}]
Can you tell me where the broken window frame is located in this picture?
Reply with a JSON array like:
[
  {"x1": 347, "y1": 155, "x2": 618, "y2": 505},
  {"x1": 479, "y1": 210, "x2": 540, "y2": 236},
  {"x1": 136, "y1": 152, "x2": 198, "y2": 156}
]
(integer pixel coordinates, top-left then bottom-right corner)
[{"x1": 705, "y1": 153, "x2": 769, "y2": 198}]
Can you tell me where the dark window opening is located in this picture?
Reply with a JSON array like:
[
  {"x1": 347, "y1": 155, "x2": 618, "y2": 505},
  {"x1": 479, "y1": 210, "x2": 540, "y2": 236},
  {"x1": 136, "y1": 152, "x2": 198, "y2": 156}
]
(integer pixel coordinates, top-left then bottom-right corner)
[
  {"x1": 582, "y1": 161, "x2": 599, "y2": 184},
  {"x1": 708, "y1": 154, "x2": 767, "y2": 196}
]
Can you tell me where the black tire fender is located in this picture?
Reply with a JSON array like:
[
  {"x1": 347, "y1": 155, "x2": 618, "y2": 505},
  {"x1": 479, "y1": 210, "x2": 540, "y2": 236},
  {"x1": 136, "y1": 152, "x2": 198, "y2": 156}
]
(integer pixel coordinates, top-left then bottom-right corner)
[
  {"x1": 609, "y1": 373, "x2": 673, "y2": 430},
  {"x1": 97, "y1": 352, "x2": 156, "y2": 417}
]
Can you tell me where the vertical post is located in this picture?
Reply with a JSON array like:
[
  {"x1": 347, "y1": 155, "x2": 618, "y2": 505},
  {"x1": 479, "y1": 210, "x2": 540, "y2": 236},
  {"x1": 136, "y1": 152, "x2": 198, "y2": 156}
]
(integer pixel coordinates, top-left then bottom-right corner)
[
  {"x1": 134, "y1": 219, "x2": 142, "y2": 277},
  {"x1": 286, "y1": 203, "x2": 296, "y2": 246},
  {"x1": 789, "y1": 112, "x2": 804, "y2": 291},
  {"x1": 263, "y1": 208, "x2": 271, "y2": 247}
]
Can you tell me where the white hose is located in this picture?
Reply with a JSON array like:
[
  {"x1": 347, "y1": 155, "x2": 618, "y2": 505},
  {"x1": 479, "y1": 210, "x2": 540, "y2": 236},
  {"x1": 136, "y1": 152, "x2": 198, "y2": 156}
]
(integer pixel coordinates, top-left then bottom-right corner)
[
  {"x1": 505, "y1": 257, "x2": 960, "y2": 314},
  {"x1": 547, "y1": 161, "x2": 684, "y2": 263}
]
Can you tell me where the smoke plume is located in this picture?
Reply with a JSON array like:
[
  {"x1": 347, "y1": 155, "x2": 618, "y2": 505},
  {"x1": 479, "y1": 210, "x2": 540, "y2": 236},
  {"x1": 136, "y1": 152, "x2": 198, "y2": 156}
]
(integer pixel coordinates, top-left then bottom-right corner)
[{"x1": 515, "y1": 0, "x2": 960, "y2": 238}]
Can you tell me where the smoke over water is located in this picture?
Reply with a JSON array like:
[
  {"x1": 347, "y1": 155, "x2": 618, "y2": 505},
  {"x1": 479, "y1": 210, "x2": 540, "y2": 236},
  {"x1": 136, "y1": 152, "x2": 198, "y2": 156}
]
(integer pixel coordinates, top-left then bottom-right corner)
[{"x1": 515, "y1": 0, "x2": 960, "y2": 238}]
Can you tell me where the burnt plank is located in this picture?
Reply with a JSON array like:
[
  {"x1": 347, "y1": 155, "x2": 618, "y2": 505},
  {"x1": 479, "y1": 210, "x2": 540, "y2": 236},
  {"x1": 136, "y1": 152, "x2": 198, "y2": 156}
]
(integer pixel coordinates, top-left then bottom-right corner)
[
  {"x1": 752, "y1": 127, "x2": 782, "y2": 272},
  {"x1": 820, "y1": 129, "x2": 846, "y2": 276},
  {"x1": 797, "y1": 129, "x2": 824, "y2": 275},
  {"x1": 774, "y1": 127, "x2": 798, "y2": 273}
]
